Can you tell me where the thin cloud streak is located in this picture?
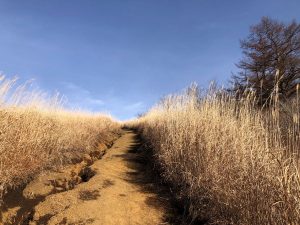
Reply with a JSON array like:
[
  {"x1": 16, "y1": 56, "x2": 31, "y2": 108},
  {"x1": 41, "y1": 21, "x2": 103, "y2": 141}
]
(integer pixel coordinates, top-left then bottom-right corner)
[{"x1": 60, "y1": 81, "x2": 105, "y2": 110}]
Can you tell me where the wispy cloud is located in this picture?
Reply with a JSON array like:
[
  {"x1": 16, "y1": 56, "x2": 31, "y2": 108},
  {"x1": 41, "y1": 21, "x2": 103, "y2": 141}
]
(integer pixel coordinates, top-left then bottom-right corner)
[
  {"x1": 86, "y1": 97, "x2": 104, "y2": 106},
  {"x1": 59, "y1": 82, "x2": 147, "y2": 120},
  {"x1": 60, "y1": 81, "x2": 105, "y2": 110},
  {"x1": 124, "y1": 101, "x2": 144, "y2": 111}
]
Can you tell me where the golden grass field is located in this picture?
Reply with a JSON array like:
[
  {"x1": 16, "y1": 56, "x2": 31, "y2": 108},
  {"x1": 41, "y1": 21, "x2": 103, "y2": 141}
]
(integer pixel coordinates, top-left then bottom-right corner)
[
  {"x1": 0, "y1": 76, "x2": 120, "y2": 199},
  {"x1": 133, "y1": 84, "x2": 300, "y2": 224},
  {"x1": 2, "y1": 74, "x2": 300, "y2": 224}
]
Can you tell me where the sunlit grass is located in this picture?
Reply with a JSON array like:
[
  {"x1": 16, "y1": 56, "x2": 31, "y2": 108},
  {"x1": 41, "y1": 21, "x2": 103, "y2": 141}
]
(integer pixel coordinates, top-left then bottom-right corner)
[
  {"x1": 133, "y1": 84, "x2": 300, "y2": 224},
  {"x1": 0, "y1": 76, "x2": 120, "y2": 198}
]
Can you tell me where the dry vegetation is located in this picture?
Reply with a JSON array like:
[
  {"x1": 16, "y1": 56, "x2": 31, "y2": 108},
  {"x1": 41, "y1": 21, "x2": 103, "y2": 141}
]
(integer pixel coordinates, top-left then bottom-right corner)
[
  {"x1": 2, "y1": 71, "x2": 300, "y2": 224},
  {"x1": 133, "y1": 84, "x2": 300, "y2": 224},
  {"x1": 0, "y1": 76, "x2": 120, "y2": 199}
]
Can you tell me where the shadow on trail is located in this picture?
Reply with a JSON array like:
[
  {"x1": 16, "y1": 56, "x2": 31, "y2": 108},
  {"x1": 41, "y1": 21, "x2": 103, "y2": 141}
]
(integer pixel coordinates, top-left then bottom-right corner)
[
  {"x1": 0, "y1": 185, "x2": 44, "y2": 225},
  {"x1": 113, "y1": 129, "x2": 185, "y2": 225}
]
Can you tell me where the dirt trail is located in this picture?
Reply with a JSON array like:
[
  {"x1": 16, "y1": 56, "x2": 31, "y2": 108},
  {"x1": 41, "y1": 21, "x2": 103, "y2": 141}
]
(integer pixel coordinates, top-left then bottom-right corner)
[{"x1": 1, "y1": 129, "x2": 177, "y2": 225}]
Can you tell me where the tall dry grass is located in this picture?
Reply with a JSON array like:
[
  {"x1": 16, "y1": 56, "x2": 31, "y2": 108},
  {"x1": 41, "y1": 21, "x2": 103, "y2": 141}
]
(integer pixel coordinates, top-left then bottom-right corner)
[
  {"x1": 0, "y1": 76, "x2": 120, "y2": 198},
  {"x1": 134, "y1": 84, "x2": 300, "y2": 224}
]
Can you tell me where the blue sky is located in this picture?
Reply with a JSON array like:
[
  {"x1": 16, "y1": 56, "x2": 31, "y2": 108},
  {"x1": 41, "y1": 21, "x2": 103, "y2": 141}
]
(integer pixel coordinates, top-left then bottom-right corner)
[{"x1": 0, "y1": 0, "x2": 300, "y2": 120}]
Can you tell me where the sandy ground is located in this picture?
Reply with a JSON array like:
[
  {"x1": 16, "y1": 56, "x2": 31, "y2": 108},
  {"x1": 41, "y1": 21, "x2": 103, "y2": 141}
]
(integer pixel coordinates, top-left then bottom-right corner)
[{"x1": 0, "y1": 130, "x2": 177, "y2": 225}]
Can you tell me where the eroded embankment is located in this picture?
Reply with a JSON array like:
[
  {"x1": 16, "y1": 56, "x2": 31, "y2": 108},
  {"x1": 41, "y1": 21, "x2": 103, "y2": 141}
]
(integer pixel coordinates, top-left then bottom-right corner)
[
  {"x1": 0, "y1": 130, "x2": 179, "y2": 225},
  {"x1": 0, "y1": 133, "x2": 117, "y2": 225}
]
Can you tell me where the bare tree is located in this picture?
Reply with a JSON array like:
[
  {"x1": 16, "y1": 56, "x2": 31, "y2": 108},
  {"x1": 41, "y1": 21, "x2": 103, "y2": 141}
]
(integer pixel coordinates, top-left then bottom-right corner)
[{"x1": 231, "y1": 17, "x2": 300, "y2": 105}]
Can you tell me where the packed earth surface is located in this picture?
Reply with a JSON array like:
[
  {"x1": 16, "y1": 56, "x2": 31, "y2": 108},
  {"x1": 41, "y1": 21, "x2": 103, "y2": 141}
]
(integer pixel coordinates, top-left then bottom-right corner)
[{"x1": 0, "y1": 129, "x2": 179, "y2": 225}]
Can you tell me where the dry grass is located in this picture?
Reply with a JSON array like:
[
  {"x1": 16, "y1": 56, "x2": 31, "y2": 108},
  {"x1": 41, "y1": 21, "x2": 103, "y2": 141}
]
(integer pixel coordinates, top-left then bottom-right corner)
[
  {"x1": 133, "y1": 84, "x2": 300, "y2": 224},
  {"x1": 0, "y1": 76, "x2": 120, "y2": 198}
]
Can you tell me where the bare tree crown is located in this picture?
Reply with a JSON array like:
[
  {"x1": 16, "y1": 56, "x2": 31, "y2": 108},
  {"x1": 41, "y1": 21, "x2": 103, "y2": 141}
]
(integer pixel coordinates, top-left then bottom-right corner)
[{"x1": 232, "y1": 17, "x2": 300, "y2": 105}]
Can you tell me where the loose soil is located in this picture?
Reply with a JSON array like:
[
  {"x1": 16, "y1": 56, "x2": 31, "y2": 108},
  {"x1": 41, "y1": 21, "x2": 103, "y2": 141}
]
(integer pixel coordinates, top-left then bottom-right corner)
[{"x1": 0, "y1": 130, "x2": 179, "y2": 225}]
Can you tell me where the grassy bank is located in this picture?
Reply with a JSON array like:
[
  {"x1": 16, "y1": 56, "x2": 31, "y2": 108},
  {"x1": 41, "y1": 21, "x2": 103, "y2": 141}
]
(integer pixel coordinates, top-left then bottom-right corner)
[
  {"x1": 0, "y1": 76, "x2": 120, "y2": 198},
  {"x1": 133, "y1": 85, "x2": 300, "y2": 224}
]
